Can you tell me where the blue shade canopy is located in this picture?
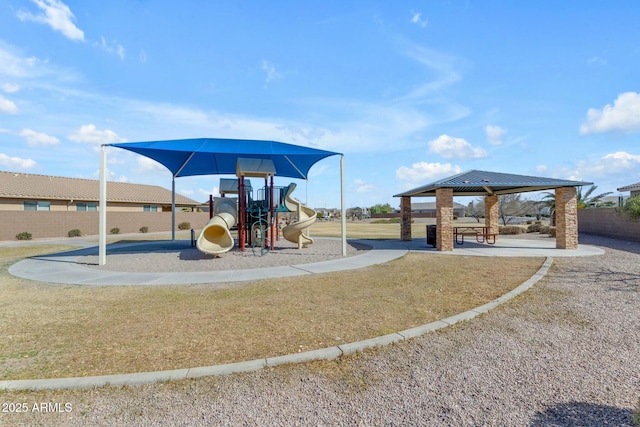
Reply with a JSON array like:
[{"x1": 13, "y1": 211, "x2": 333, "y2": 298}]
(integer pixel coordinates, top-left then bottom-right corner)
[{"x1": 106, "y1": 138, "x2": 341, "y2": 179}]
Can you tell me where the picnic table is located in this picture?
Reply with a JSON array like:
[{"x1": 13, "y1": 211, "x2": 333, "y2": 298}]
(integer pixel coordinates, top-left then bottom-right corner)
[{"x1": 454, "y1": 226, "x2": 497, "y2": 245}]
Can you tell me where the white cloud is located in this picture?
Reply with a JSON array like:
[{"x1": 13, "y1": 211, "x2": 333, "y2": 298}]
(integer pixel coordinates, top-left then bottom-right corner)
[
  {"x1": 136, "y1": 156, "x2": 168, "y2": 175},
  {"x1": 68, "y1": 124, "x2": 127, "y2": 144},
  {"x1": 428, "y1": 134, "x2": 488, "y2": 159},
  {"x1": 2, "y1": 83, "x2": 20, "y2": 93},
  {"x1": 394, "y1": 41, "x2": 465, "y2": 106},
  {"x1": 580, "y1": 92, "x2": 640, "y2": 134},
  {"x1": 20, "y1": 129, "x2": 60, "y2": 147},
  {"x1": 0, "y1": 153, "x2": 37, "y2": 169},
  {"x1": 602, "y1": 151, "x2": 640, "y2": 169},
  {"x1": 535, "y1": 165, "x2": 548, "y2": 173},
  {"x1": 410, "y1": 11, "x2": 428, "y2": 28},
  {"x1": 353, "y1": 178, "x2": 374, "y2": 193},
  {"x1": 93, "y1": 167, "x2": 129, "y2": 182},
  {"x1": 587, "y1": 56, "x2": 607, "y2": 65},
  {"x1": 198, "y1": 186, "x2": 220, "y2": 198},
  {"x1": 486, "y1": 125, "x2": 507, "y2": 145},
  {"x1": 396, "y1": 161, "x2": 462, "y2": 184},
  {"x1": 307, "y1": 164, "x2": 328, "y2": 179},
  {"x1": 261, "y1": 60, "x2": 282, "y2": 84},
  {"x1": 97, "y1": 37, "x2": 125, "y2": 61},
  {"x1": 545, "y1": 151, "x2": 640, "y2": 184},
  {"x1": 17, "y1": 0, "x2": 84, "y2": 41},
  {"x1": 0, "y1": 44, "x2": 51, "y2": 79},
  {"x1": 0, "y1": 95, "x2": 18, "y2": 114}
]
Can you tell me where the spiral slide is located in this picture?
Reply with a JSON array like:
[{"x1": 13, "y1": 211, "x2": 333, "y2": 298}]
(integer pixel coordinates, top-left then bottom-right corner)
[
  {"x1": 282, "y1": 183, "x2": 317, "y2": 249},
  {"x1": 196, "y1": 197, "x2": 238, "y2": 254}
]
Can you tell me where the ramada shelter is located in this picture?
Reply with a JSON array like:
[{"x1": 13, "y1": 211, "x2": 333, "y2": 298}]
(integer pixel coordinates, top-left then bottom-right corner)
[{"x1": 395, "y1": 170, "x2": 592, "y2": 251}]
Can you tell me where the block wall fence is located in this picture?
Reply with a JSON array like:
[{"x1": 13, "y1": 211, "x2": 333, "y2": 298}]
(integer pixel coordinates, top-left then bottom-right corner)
[
  {"x1": 0, "y1": 211, "x2": 211, "y2": 241},
  {"x1": 578, "y1": 208, "x2": 640, "y2": 242},
  {"x1": 3, "y1": 208, "x2": 639, "y2": 242}
]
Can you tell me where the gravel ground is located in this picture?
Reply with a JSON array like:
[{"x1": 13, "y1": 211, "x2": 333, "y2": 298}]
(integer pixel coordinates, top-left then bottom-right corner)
[
  {"x1": 2, "y1": 234, "x2": 639, "y2": 426},
  {"x1": 79, "y1": 238, "x2": 369, "y2": 273}
]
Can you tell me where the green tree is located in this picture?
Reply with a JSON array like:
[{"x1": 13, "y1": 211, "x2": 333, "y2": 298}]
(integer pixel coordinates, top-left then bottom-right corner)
[
  {"x1": 576, "y1": 185, "x2": 613, "y2": 208},
  {"x1": 542, "y1": 185, "x2": 613, "y2": 210},
  {"x1": 541, "y1": 185, "x2": 613, "y2": 225},
  {"x1": 618, "y1": 195, "x2": 640, "y2": 220},
  {"x1": 370, "y1": 203, "x2": 394, "y2": 214}
]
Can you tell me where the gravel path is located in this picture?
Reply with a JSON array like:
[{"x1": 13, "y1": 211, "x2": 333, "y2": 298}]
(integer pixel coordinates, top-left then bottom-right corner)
[{"x1": 2, "y1": 234, "x2": 639, "y2": 426}]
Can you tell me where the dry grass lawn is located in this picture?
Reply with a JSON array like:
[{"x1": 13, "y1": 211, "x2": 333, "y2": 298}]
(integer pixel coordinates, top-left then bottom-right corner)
[
  {"x1": 0, "y1": 239, "x2": 543, "y2": 380},
  {"x1": 311, "y1": 220, "x2": 428, "y2": 239}
]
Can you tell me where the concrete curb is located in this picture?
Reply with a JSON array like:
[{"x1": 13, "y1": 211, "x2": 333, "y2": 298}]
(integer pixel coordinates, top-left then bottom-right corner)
[{"x1": 0, "y1": 257, "x2": 553, "y2": 391}]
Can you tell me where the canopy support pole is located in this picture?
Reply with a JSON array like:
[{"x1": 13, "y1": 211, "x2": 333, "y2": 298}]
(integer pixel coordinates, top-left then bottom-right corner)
[
  {"x1": 340, "y1": 154, "x2": 346, "y2": 256},
  {"x1": 171, "y1": 152, "x2": 194, "y2": 242},
  {"x1": 99, "y1": 145, "x2": 107, "y2": 265},
  {"x1": 171, "y1": 176, "x2": 176, "y2": 241}
]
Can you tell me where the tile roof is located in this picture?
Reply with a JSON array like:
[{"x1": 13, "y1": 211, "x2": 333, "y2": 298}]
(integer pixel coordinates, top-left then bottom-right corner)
[
  {"x1": 395, "y1": 170, "x2": 593, "y2": 197},
  {"x1": 0, "y1": 170, "x2": 200, "y2": 206},
  {"x1": 617, "y1": 182, "x2": 640, "y2": 192}
]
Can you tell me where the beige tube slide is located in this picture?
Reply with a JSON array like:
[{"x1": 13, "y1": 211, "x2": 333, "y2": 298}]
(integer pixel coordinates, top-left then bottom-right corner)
[
  {"x1": 282, "y1": 183, "x2": 317, "y2": 249},
  {"x1": 196, "y1": 197, "x2": 237, "y2": 254}
]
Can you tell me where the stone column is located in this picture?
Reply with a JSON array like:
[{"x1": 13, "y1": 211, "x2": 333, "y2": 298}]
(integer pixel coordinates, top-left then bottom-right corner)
[
  {"x1": 436, "y1": 188, "x2": 454, "y2": 251},
  {"x1": 400, "y1": 196, "x2": 412, "y2": 241},
  {"x1": 484, "y1": 195, "x2": 499, "y2": 236},
  {"x1": 555, "y1": 186, "x2": 578, "y2": 249}
]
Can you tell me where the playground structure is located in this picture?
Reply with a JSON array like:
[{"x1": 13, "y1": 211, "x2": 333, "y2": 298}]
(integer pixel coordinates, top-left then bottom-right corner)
[
  {"x1": 196, "y1": 197, "x2": 237, "y2": 254},
  {"x1": 196, "y1": 158, "x2": 317, "y2": 255},
  {"x1": 282, "y1": 182, "x2": 315, "y2": 249}
]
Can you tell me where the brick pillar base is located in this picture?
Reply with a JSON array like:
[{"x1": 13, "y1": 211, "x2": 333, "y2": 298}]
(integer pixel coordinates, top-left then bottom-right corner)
[
  {"x1": 400, "y1": 196, "x2": 412, "y2": 241},
  {"x1": 556, "y1": 187, "x2": 578, "y2": 249},
  {"x1": 436, "y1": 188, "x2": 453, "y2": 251},
  {"x1": 484, "y1": 195, "x2": 499, "y2": 236}
]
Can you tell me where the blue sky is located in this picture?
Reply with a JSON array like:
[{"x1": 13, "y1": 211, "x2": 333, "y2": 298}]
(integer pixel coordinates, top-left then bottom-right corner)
[{"x1": 1, "y1": 1, "x2": 639, "y2": 209}]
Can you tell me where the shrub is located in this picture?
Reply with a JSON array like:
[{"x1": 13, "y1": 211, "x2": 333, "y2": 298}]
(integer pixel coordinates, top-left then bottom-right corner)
[
  {"x1": 618, "y1": 195, "x2": 640, "y2": 220},
  {"x1": 178, "y1": 221, "x2": 191, "y2": 230},
  {"x1": 110, "y1": 227, "x2": 120, "y2": 235},
  {"x1": 499, "y1": 225, "x2": 525, "y2": 235},
  {"x1": 632, "y1": 397, "x2": 640, "y2": 426},
  {"x1": 68, "y1": 229, "x2": 82, "y2": 237},
  {"x1": 548, "y1": 226, "x2": 556, "y2": 237},
  {"x1": 527, "y1": 223, "x2": 543, "y2": 233},
  {"x1": 16, "y1": 231, "x2": 32, "y2": 240},
  {"x1": 139, "y1": 226, "x2": 149, "y2": 233},
  {"x1": 539, "y1": 225, "x2": 550, "y2": 234}
]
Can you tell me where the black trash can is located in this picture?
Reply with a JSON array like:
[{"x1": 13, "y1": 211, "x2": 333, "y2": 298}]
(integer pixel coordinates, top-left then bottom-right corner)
[{"x1": 426, "y1": 225, "x2": 437, "y2": 247}]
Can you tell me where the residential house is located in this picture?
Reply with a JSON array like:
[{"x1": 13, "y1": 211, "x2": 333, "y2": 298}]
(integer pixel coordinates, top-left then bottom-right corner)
[
  {"x1": 617, "y1": 182, "x2": 640, "y2": 198},
  {"x1": 0, "y1": 170, "x2": 201, "y2": 212}
]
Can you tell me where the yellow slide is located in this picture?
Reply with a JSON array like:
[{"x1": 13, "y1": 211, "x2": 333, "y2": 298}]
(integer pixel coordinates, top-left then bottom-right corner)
[
  {"x1": 282, "y1": 183, "x2": 317, "y2": 249},
  {"x1": 196, "y1": 197, "x2": 237, "y2": 254}
]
